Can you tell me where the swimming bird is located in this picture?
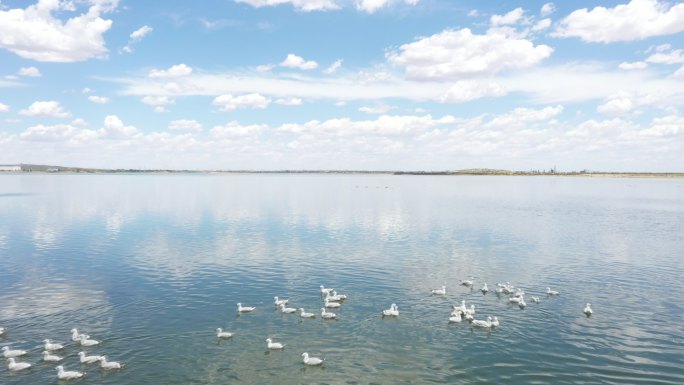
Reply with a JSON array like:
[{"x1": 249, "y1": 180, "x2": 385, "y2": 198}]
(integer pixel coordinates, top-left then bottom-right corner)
[
  {"x1": 7, "y1": 357, "x2": 31, "y2": 371},
  {"x1": 274, "y1": 296, "x2": 288, "y2": 306},
  {"x1": 265, "y1": 338, "x2": 285, "y2": 350},
  {"x1": 463, "y1": 304, "x2": 476, "y2": 316},
  {"x1": 280, "y1": 303, "x2": 297, "y2": 313},
  {"x1": 460, "y1": 277, "x2": 474, "y2": 287},
  {"x1": 454, "y1": 300, "x2": 467, "y2": 314},
  {"x1": 327, "y1": 291, "x2": 347, "y2": 301},
  {"x1": 0, "y1": 327, "x2": 5, "y2": 336},
  {"x1": 531, "y1": 296, "x2": 540, "y2": 303},
  {"x1": 299, "y1": 308, "x2": 315, "y2": 318},
  {"x1": 324, "y1": 299, "x2": 341, "y2": 308},
  {"x1": 518, "y1": 298, "x2": 527, "y2": 309},
  {"x1": 481, "y1": 283, "x2": 489, "y2": 294},
  {"x1": 320, "y1": 285, "x2": 334, "y2": 295},
  {"x1": 508, "y1": 296, "x2": 523, "y2": 304},
  {"x1": 302, "y1": 352, "x2": 324, "y2": 366},
  {"x1": 70, "y1": 328, "x2": 81, "y2": 341},
  {"x1": 99, "y1": 356, "x2": 122, "y2": 369},
  {"x1": 471, "y1": 316, "x2": 493, "y2": 328},
  {"x1": 78, "y1": 334, "x2": 100, "y2": 346},
  {"x1": 236, "y1": 303, "x2": 255, "y2": 313},
  {"x1": 584, "y1": 303, "x2": 593, "y2": 316},
  {"x1": 43, "y1": 351, "x2": 63, "y2": 362},
  {"x1": 448, "y1": 315, "x2": 463, "y2": 323},
  {"x1": 2, "y1": 346, "x2": 27, "y2": 358},
  {"x1": 321, "y1": 308, "x2": 336, "y2": 319},
  {"x1": 464, "y1": 312, "x2": 474, "y2": 321},
  {"x1": 546, "y1": 287, "x2": 559, "y2": 296},
  {"x1": 216, "y1": 328, "x2": 233, "y2": 338},
  {"x1": 44, "y1": 339, "x2": 64, "y2": 351},
  {"x1": 382, "y1": 303, "x2": 399, "y2": 317},
  {"x1": 431, "y1": 285, "x2": 446, "y2": 295},
  {"x1": 56, "y1": 365, "x2": 84, "y2": 380},
  {"x1": 78, "y1": 351, "x2": 103, "y2": 364},
  {"x1": 490, "y1": 316, "x2": 500, "y2": 327}
]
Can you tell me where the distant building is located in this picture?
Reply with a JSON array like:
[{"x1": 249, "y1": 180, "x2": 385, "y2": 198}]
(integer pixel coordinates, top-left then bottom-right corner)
[{"x1": 0, "y1": 165, "x2": 21, "y2": 172}]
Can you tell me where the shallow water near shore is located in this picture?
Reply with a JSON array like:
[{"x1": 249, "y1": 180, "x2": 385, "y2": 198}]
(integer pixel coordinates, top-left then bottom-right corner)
[{"x1": 1, "y1": 174, "x2": 683, "y2": 384}]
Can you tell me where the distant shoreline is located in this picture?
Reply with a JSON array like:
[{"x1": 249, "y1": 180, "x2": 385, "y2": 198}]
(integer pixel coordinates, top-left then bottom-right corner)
[{"x1": 1, "y1": 164, "x2": 683, "y2": 178}]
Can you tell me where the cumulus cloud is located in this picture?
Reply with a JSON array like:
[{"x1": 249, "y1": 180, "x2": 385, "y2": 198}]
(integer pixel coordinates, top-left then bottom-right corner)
[
  {"x1": 276, "y1": 114, "x2": 456, "y2": 136},
  {"x1": 148, "y1": 64, "x2": 193, "y2": 78},
  {"x1": 440, "y1": 79, "x2": 506, "y2": 103},
  {"x1": 122, "y1": 25, "x2": 153, "y2": 53},
  {"x1": 20, "y1": 123, "x2": 95, "y2": 142},
  {"x1": 212, "y1": 93, "x2": 271, "y2": 111},
  {"x1": 169, "y1": 119, "x2": 203, "y2": 132},
  {"x1": 0, "y1": 102, "x2": 9, "y2": 112},
  {"x1": 19, "y1": 101, "x2": 71, "y2": 118},
  {"x1": 532, "y1": 18, "x2": 552, "y2": 32},
  {"x1": 280, "y1": 54, "x2": 319, "y2": 70},
  {"x1": 646, "y1": 48, "x2": 684, "y2": 64},
  {"x1": 553, "y1": 0, "x2": 684, "y2": 43},
  {"x1": 490, "y1": 7, "x2": 526, "y2": 26},
  {"x1": 18, "y1": 66, "x2": 41, "y2": 77},
  {"x1": 323, "y1": 59, "x2": 343, "y2": 74},
  {"x1": 0, "y1": 0, "x2": 115, "y2": 62},
  {"x1": 540, "y1": 3, "x2": 555, "y2": 17},
  {"x1": 639, "y1": 115, "x2": 683, "y2": 137},
  {"x1": 596, "y1": 91, "x2": 655, "y2": 115},
  {"x1": 387, "y1": 28, "x2": 553, "y2": 80},
  {"x1": 674, "y1": 66, "x2": 684, "y2": 79},
  {"x1": 358, "y1": 105, "x2": 395, "y2": 114},
  {"x1": 486, "y1": 105, "x2": 564, "y2": 128},
  {"x1": 234, "y1": 0, "x2": 340, "y2": 12},
  {"x1": 618, "y1": 61, "x2": 648, "y2": 70},
  {"x1": 275, "y1": 97, "x2": 303, "y2": 106},
  {"x1": 99, "y1": 115, "x2": 139, "y2": 139},
  {"x1": 141, "y1": 95, "x2": 175, "y2": 106},
  {"x1": 88, "y1": 95, "x2": 109, "y2": 104},
  {"x1": 210, "y1": 121, "x2": 266, "y2": 139}
]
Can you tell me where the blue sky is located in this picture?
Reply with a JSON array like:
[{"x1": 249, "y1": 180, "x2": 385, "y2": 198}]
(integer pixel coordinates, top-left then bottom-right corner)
[{"x1": 1, "y1": 0, "x2": 683, "y2": 171}]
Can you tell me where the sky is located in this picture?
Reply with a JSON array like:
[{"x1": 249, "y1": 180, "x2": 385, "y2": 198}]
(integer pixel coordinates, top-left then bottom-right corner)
[{"x1": 0, "y1": 0, "x2": 683, "y2": 171}]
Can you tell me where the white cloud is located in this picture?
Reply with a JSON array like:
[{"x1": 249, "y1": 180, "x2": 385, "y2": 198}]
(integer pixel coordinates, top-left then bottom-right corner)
[
  {"x1": 211, "y1": 121, "x2": 265, "y2": 139},
  {"x1": 467, "y1": 9, "x2": 478, "y2": 17},
  {"x1": 639, "y1": 115, "x2": 683, "y2": 137},
  {"x1": 141, "y1": 95, "x2": 175, "y2": 106},
  {"x1": 553, "y1": 0, "x2": 684, "y2": 43},
  {"x1": 256, "y1": 64, "x2": 275, "y2": 72},
  {"x1": 0, "y1": 102, "x2": 9, "y2": 112},
  {"x1": 596, "y1": 91, "x2": 655, "y2": 115},
  {"x1": 19, "y1": 101, "x2": 71, "y2": 118},
  {"x1": 99, "y1": 115, "x2": 139, "y2": 139},
  {"x1": 154, "y1": 106, "x2": 168, "y2": 113},
  {"x1": 234, "y1": 0, "x2": 340, "y2": 12},
  {"x1": 18, "y1": 66, "x2": 41, "y2": 77},
  {"x1": 387, "y1": 28, "x2": 553, "y2": 80},
  {"x1": 275, "y1": 97, "x2": 303, "y2": 106},
  {"x1": 618, "y1": 61, "x2": 648, "y2": 70},
  {"x1": 356, "y1": 0, "x2": 391, "y2": 13},
  {"x1": 674, "y1": 66, "x2": 684, "y2": 79},
  {"x1": 212, "y1": 93, "x2": 271, "y2": 111},
  {"x1": 88, "y1": 95, "x2": 109, "y2": 104},
  {"x1": 169, "y1": 119, "x2": 203, "y2": 132},
  {"x1": 280, "y1": 53, "x2": 319, "y2": 70},
  {"x1": 540, "y1": 3, "x2": 555, "y2": 17},
  {"x1": 0, "y1": 0, "x2": 115, "y2": 62},
  {"x1": 532, "y1": 18, "x2": 552, "y2": 32},
  {"x1": 490, "y1": 7, "x2": 526, "y2": 26},
  {"x1": 486, "y1": 105, "x2": 564, "y2": 128},
  {"x1": 358, "y1": 105, "x2": 395, "y2": 114},
  {"x1": 646, "y1": 49, "x2": 684, "y2": 64},
  {"x1": 148, "y1": 64, "x2": 193, "y2": 78},
  {"x1": 323, "y1": 59, "x2": 343, "y2": 74},
  {"x1": 130, "y1": 25, "x2": 153, "y2": 40},
  {"x1": 82, "y1": 87, "x2": 92, "y2": 94},
  {"x1": 440, "y1": 79, "x2": 507, "y2": 103},
  {"x1": 20, "y1": 123, "x2": 95, "y2": 142},
  {"x1": 71, "y1": 118, "x2": 87, "y2": 126},
  {"x1": 277, "y1": 114, "x2": 455, "y2": 136}
]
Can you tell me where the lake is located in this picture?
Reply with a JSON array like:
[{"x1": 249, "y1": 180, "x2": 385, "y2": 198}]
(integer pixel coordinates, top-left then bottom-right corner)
[{"x1": 1, "y1": 174, "x2": 683, "y2": 384}]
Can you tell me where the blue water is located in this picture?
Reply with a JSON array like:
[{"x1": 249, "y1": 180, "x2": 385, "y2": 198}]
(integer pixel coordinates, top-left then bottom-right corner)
[{"x1": 0, "y1": 174, "x2": 683, "y2": 384}]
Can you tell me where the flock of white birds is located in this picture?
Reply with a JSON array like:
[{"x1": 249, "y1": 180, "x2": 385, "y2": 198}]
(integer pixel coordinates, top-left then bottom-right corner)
[{"x1": 1, "y1": 327, "x2": 122, "y2": 380}]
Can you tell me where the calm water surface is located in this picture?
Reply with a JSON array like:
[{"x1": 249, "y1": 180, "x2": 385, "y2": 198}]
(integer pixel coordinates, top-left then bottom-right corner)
[{"x1": 0, "y1": 174, "x2": 683, "y2": 384}]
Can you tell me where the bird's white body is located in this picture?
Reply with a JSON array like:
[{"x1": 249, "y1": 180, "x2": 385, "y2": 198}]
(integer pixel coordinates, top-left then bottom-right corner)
[
  {"x1": 320, "y1": 285, "x2": 334, "y2": 295},
  {"x1": 236, "y1": 303, "x2": 255, "y2": 313},
  {"x1": 79, "y1": 351, "x2": 102, "y2": 364},
  {"x1": 431, "y1": 286, "x2": 446, "y2": 295},
  {"x1": 463, "y1": 304, "x2": 475, "y2": 316},
  {"x1": 302, "y1": 352, "x2": 324, "y2": 365},
  {"x1": 266, "y1": 338, "x2": 285, "y2": 350},
  {"x1": 460, "y1": 278, "x2": 474, "y2": 287},
  {"x1": 448, "y1": 315, "x2": 463, "y2": 323},
  {"x1": 331, "y1": 291, "x2": 347, "y2": 300},
  {"x1": 471, "y1": 316, "x2": 493, "y2": 328},
  {"x1": 490, "y1": 316, "x2": 500, "y2": 327},
  {"x1": 216, "y1": 328, "x2": 233, "y2": 338},
  {"x1": 274, "y1": 296, "x2": 288, "y2": 306},
  {"x1": 509, "y1": 296, "x2": 523, "y2": 304},
  {"x1": 44, "y1": 339, "x2": 64, "y2": 351},
  {"x1": 299, "y1": 308, "x2": 315, "y2": 318},
  {"x1": 518, "y1": 299, "x2": 527, "y2": 309},
  {"x1": 2, "y1": 346, "x2": 27, "y2": 358},
  {"x1": 324, "y1": 300, "x2": 341, "y2": 308},
  {"x1": 7, "y1": 357, "x2": 31, "y2": 371},
  {"x1": 481, "y1": 283, "x2": 489, "y2": 294},
  {"x1": 43, "y1": 351, "x2": 63, "y2": 362},
  {"x1": 70, "y1": 328, "x2": 81, "y2": 342},
  {"x1": 382, "y1": 303, "x2": 399, "y2": 316},
  {"x1": 99, "y1": 356, "x2": 122, "y2": 369},
  {"x1": 0, "y1": 327, "x2": 5, "y2": 336},
  {"x1": 531, "y1": 296, "x2": 540, "y2": 303},
  {"x1": 546, "y1": 287, "x2": 559, "y2": 296},
  {"x1": 79, "y1": 334, "x2": 100, "y2": 346},
  {"x1": 321, "y1": 308, "x2": 336, "y2": 319},
  {"x1": 280, "y1": 303, "x2": 297, "y2": 313},
  {"x1": 56, "y1": 365, "x2": 84, "y2": 380},
  {"x1": 584, "y1": 303, "x2": 593, "y2": 316}
]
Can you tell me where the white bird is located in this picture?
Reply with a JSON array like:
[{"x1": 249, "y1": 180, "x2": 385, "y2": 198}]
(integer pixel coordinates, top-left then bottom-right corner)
[
  {"x1": 44, "y1": 339, "x2": 64, "y2": 351},
  {"x1": 518, "y1": 299, "x2": 527, "y2": 309},
  {"x1": 7, "y1": 357, "x2": 31, "y2": 371},
  {"x1": 324, "y1": 299, "x2": 341, "y2": 308},
  {"x1": 56, "y1": 365, "x2": 84, "y2": 380},
  {"x1": 236, "y1": 303, "x2": 256, "y2": 313},
  {"x1": 481, "y1": 283, "x2": 489, "y2": 294},
  {"x1": 216, "y1": 328, "x2": 233, "y2": 338},
  {"x1": 2, "y1": 346, "x2": 27, "y2": 358},
  {"x1": 471, "y1": 316, "x2": 493, "y2": 328},
  {"x1": 464, "y1": 312, "x2": 474, "y2": 321},
  {"x1": 460, "y1": 277, "x2": 474, "y2": 287},
  {"x1": 382, "y1": 304, "x2": 399, "y2": 316},
  {"x1": 43, "y1": 351, "x2": 63, "y2": 362},
  {"x1": 514, "y1": 288, "x2": 525, "y2": 297},
  {"x1": 490, "y1": 316, "x2": 500, "y2": 327},
  {"x1": 70, "y1": 328, "x2": 81, "y2": 342},
  {"x1": 321, "y1": 308, "x2": 336, "y2": 319},
  {"x1": 546, "y1": 287, "x2": 559, "y2": 296},
  {"x1": 265, "y1": 338, "x2": 285, "y2": 350},
  {"x1": 274, "y1": 296, "x2": 289, "y2": 306},
  {"x1": 448, "y1": 315, "x2": 463, "y2": 323},
  {"x1": 463, "y1": 304, "x2": 476, "y2": 316},
  {"x1": 302, "y1": 352, "x2": 324, "y2": 366},
  {"x1": 320, "y1": 285, "x2": 334, "y2": 295},
  {"x1": 509, "y1": 296, "x2": 523, "y2": 304},
  {"x1": 431, "y1": 285, "x2": 446, "y2": 295},
  {"x1": 78, "y1": 334, "x2": 100, "y2": 346},
  {"x1": 584, "y1": 303, "x2": 593, "y2": 316},
  {"x1": 99, "y1": 355, "x2": 122, "y2": 369},
  {"x1": 299, "y1": 308, "x2": 315, "y2": 318},
  {"x1": 0, "y1": 327, "x2": 5, "y2": 336},
  {"x1": 79, "y1": 351, "x2": 102, "y2": 364},
  {"x1": 280, "y1": 303, "x2": 297, "y2": 313},
  {"x1": 531, "y1": 296, "x2": 540, "y2": 303},
  {"x1": 327, "y1": 291, "x2": 347, "y2": 301},
  {"x1": 454, "y1": 300, "x2": 467, "y2": 314}
]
